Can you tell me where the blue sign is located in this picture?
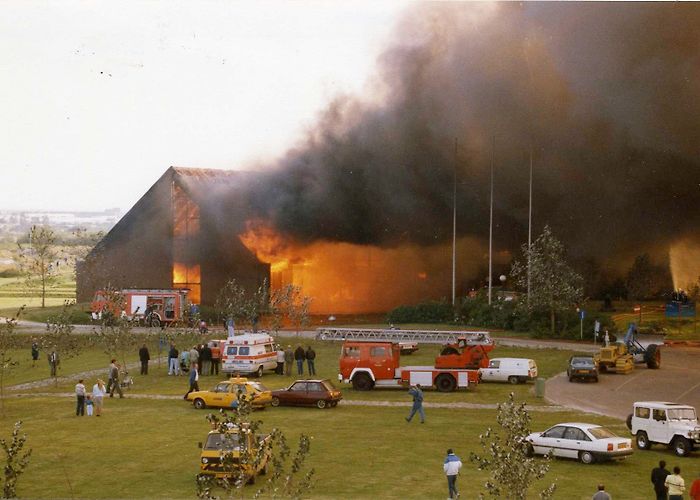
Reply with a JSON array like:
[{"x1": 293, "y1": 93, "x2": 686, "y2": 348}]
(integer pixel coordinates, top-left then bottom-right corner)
[
  {"x1": 665, "y1": 302, "x2": 696, "y2": 318},
  {"x1": 579, "y1": 309, "x2": 585, "y2": 320}
]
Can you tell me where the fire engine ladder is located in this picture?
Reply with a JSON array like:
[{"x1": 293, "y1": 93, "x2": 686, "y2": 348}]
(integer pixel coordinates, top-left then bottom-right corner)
[{"x1": 315, "y1": 327, "x2": 493, "y2": 345}]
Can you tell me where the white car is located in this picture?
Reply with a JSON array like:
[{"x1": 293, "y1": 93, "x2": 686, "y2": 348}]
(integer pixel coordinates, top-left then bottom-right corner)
[
  {"x1": 526, "y1": 422, "x2": 633, "y2": 464},
  {"x1": 479, "y1": 358, "x2": 538, "y2": 384},
  {"x1": 627, "y1": 401, "x2": 700, "y2": 456}
]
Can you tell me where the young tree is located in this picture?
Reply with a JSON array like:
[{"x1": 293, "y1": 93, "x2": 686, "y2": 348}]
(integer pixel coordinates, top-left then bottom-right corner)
[
  {"x1": 16, "y1": 225, "x2": 59, "y2": 308},
  {"x1": 470, "y1": 393, "x2": 555, "y2": 499},
  {"x1": 0, "y1": 421, "x2": 31, "y2": 499},
  {"x1": 43, "y1": 301, "x2": 81, "y2": 386},
  {"x1": 511, "y1": 226, "x2": 583, "y2": 335},
  {"x1": 626, "y1": 253, "x2": 672, "y2": 300},
  {"x1": 270, "y1": 285, "x2": 312, "y2": 335},
  {"x1": 0, "y1": 308, "x2": 23, "y2": 416}
]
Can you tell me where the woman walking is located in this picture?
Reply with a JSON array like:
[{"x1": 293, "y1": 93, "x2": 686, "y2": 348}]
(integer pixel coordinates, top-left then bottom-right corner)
[{"x1": 92, "y1": 379, "x2": 106, "y2": 417}]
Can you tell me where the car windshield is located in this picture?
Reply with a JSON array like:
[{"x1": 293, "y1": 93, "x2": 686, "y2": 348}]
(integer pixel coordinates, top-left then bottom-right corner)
[
  {"x1": 248, "y1": 382, "x2": 268, "y2": 393},
  {"x1": 668, "y1": 408, "x2": 697, "y2": 421},
  {"x1": 204, "y1": 433, "x2": 240, "y2": 451},
  {"x1": 587, "y1": 427, "x2": 617, "y2": 439},
  {"x1": 571, "y1": 358, "x2": 594, "y2": 366}
]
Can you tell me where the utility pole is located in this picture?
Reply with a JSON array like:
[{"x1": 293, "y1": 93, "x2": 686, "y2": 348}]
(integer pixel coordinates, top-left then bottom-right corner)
[
  {"x1": 527, "y1": 148, "x2": 533, "y2": 304},
  {"x1": 452, "y1": 138, "x2": 457, "y2": 306},
  {"x1": 488, "y1": 136, "x2": 494, "y2": 305}
]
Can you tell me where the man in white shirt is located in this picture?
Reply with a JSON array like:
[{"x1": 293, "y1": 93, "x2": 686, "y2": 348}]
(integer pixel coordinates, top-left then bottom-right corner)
[
  {"x1": 665, "y1": 466, "x2": 685, "y2": 500},
  {"x1": 443, "y1": 448, "x2": 462, "y2": 499}
]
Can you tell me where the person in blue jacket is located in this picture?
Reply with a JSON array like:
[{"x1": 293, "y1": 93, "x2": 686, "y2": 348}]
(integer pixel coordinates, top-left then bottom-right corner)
[
  {"x1": 443, "y1": 449, "x2": 462, "y2": 499},
  {"x1": 405, "y1": 384, "x2": 425, "y2": 423}
]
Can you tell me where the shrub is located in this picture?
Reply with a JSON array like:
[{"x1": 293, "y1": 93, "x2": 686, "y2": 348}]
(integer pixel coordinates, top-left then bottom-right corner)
[{"x1": 387, "y1": 300, "x2": 454, "y2": 324}]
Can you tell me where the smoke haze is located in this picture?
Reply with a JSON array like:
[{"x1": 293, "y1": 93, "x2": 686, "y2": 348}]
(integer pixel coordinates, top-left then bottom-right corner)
[{"x1": 249, "y1": 3, "x2": 700, "y2": 282}]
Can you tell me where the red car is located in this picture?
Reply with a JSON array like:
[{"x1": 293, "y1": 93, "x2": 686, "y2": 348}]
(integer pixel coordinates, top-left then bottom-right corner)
[{"x1": 271, "y1": 379, "x2": 342, "y2": 409}]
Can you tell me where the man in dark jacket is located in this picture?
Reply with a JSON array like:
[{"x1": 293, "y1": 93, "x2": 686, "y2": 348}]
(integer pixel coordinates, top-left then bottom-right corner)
[
  {"x1": 284, "y1": 345, "x2": 293, "y2": 376},
  {"x1": 406, "y1": 384, "x2": 425, "y2": 423},
  {"x1": 200, "y1": 344, "x2": 212, "y2": 376},
  {"x1": 168, "y1": 344, "x2": 179, "y2": 376},
  {"x1": 294, "y1": 345, "x2": 306, "y2": 375},
  {"x1": 651, "y1": 460, "x2": 670, "y2": 500},
  {"x1": 139, "y1": 344, "x2": 150, "y2": 375},
  {"x1": 305, "y1": 346, "x2": 316, "y2": 376}
]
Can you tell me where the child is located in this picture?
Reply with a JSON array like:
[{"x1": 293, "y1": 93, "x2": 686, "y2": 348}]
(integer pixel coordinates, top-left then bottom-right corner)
[{"x1": 86, "y1": 395, "x2": 94, "y2": 416}]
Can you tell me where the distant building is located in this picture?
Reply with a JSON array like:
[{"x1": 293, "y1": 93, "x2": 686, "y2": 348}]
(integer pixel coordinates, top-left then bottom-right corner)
[{"x1": 76, "y1": 167, "x2": 270, "y2": 305}]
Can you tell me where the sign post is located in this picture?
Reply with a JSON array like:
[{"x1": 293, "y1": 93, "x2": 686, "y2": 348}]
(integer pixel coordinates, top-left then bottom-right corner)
[{"x1": 579, "y1": 309, "x2": 585, "y2": 340}]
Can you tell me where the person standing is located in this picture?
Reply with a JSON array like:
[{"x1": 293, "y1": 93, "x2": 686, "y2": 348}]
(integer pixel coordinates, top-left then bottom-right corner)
[
  {"x1": 305, "y1": 346, "x2": 316, "y2": 376},
  {"x1": 31, "y1": 339, "x2": 39, "y2": 368},
  {"x1": 92, "y1": 379, "x2": 106, "y2": 416},
  {"x1": 294, "y1": 345, "x2": 306, "y2": 375},
  {"x1": 200, "y1": 343, "x2": 212, "y2": 376},
  {"x1": 592, "y1": 484, "x2": 611, "y2": 500},
  {"x1": 189, "y1": 345, "x2": 200, "y2": 370},
  {"x1": 690, "y1": 470, "x2": 700, "y2": 500},
  {"x1": 139, "y1": 344, "x2": 150, "y2": 375},
  {"x1": 184, "y1": 363, "x2": 200, "y2": 399},
  {"x1": 48, "y1": 351, "x2": 59, "y2": 377},
  {"x1": 665, "y1": 467, "x2": 685, "y2": 500},
  {"x1": 210, "y1": 342, "x2": 221, "y2": 376},
  {"x1": 443, "y1": 449, "x2": 462, "y2": 499},
  {"x1": 652, "y1": 460, "x2": 670, "y2": 500},
  {"x1": 108, "y1": 360, "x2": 123, "y2": 398},
  {"x1": 168, "y1": 344, "x2": 179, "y2": 376},
  {"x1": 284, "y1": 345, "x2": 293, "y2": 376},
  {"x1": 405, "y1": 384, "x2": 425, "y2": 423},
  {"x1": 75, "y1": 379, "x2": 86, "y2": 416},
  {"x1": 276, "y1": 347, "x2": 285, "y2": 375}
]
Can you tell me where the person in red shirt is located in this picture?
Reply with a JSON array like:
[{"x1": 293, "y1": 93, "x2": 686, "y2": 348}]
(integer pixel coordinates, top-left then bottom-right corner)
[{"x1": 690, "y1": 471, "x2": 700, "y2": 500}]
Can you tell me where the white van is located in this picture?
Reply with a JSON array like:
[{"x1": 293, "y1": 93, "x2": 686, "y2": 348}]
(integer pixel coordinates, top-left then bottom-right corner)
[
  {"x1": 221, "y1": 333, "x2": 277, "y2": 377},
  {"x1": 479, "y1": 357, "x2": 538, "y2": 384}
]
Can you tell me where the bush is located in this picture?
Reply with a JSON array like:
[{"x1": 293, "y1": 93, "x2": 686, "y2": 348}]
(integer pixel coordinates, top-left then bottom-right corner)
[
  {"x1": 0, "y1": 268, "x2": 22, "y2": 278},
  {"x1": 456, "y1": 292, "x2": 517, "y2": 330},
  {"x1": 387, "y1": 300, "x2": 454, "y2": 324}
]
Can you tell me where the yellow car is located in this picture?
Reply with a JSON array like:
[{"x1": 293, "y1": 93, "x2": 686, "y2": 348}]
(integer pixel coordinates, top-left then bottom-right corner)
[{"x1": 186, "y1": 377, "x2": 272, "y2": 410}]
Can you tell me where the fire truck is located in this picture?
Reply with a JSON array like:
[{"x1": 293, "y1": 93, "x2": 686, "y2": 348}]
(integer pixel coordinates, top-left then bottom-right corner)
[
  {"x1": 338, "y1": 340, "x2": 481, "y2": 392},
  {"x1": 91, "y1": 288, "x2": 189, "y2": 327}
]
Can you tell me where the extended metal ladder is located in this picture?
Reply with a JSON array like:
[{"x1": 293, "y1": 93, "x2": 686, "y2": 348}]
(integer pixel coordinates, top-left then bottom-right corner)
[{"x1": 315, "y1": 327, "x2": 492, "y2": 345}]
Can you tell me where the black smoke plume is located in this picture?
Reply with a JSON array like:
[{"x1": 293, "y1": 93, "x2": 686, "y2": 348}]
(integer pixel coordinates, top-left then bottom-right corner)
[{"x1": 249, "y1": 3, "x2": 700, "y2": 271}]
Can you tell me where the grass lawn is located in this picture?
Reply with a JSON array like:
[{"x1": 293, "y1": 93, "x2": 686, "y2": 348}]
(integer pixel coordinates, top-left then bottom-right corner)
[{"x1": 0, "y1": 397, "x2": 668, "y2": 499}]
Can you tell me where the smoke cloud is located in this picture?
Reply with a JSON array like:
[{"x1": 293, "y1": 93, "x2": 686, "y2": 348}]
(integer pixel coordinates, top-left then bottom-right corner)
[{"x1": 249, "y1": 3, "x2": 700, "y2": 276}]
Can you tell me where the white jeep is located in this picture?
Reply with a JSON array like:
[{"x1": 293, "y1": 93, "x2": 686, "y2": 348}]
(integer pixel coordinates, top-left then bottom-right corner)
[{"x1": 627, "y1": 401, "x2": 700, "y2": 456}]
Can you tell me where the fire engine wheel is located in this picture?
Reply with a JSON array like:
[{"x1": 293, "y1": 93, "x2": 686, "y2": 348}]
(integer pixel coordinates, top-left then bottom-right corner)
[
  {"x1": 149, "y1": 316, "x2": 161, "y2": 328},
  {"x1": 316, "y1": 399, "x2": 327, "y2": 409},
  {"x1": 435, "y1": 374, "x2": 457, "y2": 392},
  {"x1": 193, "y1": 398, "x2": 206, "y2": 410},
  {"x1": 672, "y1": 436, "x2": 691, "y2": 457},
  {"x1": 255, "y1": 365, "x2": 264, "y2": 378},
  {"x1": 351, "y1": 373, "x2": 373, "y2": 391},
  {"x1": 636, "y1": 431, "x2": 651, "y2": 450},
  {"x1": 645, "y1": 344, "x2": 660, "y2": 369},
  {"x1": 271, "y1": 397, "x2": 281, "y2": 407}
]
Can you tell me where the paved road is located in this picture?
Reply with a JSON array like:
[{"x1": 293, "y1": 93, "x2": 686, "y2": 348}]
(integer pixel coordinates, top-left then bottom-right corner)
[{"x1": 545, "y1": 346, "x2": 700, "y2": 420}]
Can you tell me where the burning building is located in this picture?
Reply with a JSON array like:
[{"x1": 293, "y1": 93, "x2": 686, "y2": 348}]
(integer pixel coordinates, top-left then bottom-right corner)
[{"x1": 76, "y1": 167, "x2": 270, "y2": 307}]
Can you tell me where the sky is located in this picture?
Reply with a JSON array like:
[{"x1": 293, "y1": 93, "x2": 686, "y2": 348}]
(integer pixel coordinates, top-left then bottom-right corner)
[{"x1": 0, "y1": 0, "x2": 410, "y2": 212}]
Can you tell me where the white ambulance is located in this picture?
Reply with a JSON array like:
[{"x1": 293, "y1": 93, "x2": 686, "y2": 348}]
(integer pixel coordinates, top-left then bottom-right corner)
[{"x1": 221, "y1": 333, "x2": 277, "y2": 377}]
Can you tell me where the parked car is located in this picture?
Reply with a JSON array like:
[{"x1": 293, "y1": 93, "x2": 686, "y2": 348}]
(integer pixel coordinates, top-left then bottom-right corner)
[
  {"x1": 479, "y1": 358, "x2": 538, "y2": 384},
  {"x1": 186, "y1": 377, "x2": 272, "y2": 410},
  {"x1": 198, "y1": 424, "x2": 271, "y2": 482},
  {"x1": 567, "y1": 356, "x2": 599, "y2": 382},
  {"x1": 271, "y1": 379, "x2": 343, "y2": 409},
  {"x1": 626, "y1": 401, "x2": 700, "y2": 456},
  {"x1": 526, "y1": 422, "x2": 633, "y2": 464}
]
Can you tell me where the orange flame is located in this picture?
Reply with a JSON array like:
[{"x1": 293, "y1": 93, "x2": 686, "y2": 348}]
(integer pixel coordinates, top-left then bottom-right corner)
[{"x1": 239, "y1": 220, "x2": 493, "y2": 314}]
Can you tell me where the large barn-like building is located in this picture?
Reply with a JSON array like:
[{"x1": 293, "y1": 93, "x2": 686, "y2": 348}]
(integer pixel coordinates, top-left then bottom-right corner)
[{"x1": 76, "y1": 167, "x2": 270, "y2": 305}]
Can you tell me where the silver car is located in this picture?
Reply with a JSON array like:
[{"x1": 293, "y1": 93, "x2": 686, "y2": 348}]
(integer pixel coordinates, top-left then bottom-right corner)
[{"x1": 526, "y1": 422, "x2": 633, "y2": 464}]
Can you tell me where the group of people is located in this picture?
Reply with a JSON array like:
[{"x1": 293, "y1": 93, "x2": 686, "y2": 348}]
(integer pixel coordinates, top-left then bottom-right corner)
[
  {"x1": 166, "y1": 342, "x2": 221, "y2": 377},
  {"x1": 652, "y1": 460, "x2": 700, "y2": 500},
  {"x1": 275, "y1": 345, "x2": 316, "y2": 376},
  {"x1": 74, "y1": 378, "x2": 107, "y2": 416}
]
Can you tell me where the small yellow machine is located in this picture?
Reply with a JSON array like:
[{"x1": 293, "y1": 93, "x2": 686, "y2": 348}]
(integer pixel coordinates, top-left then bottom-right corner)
[{"x1": 594, "y1": 343, "x2": 634, "y2": 374}]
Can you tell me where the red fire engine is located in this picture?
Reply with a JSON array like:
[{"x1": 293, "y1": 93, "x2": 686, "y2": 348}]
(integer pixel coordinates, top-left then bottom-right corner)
[
  {"x1": 338, "y1": 340, "x2": 481, "y2": 392},
  {"x1": 91, "y1": 288, "x2": 189, "y2": 327}
]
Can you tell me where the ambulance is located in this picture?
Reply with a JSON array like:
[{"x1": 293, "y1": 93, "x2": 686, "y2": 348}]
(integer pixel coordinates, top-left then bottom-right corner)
[{"x1": 221, "y1": 333, "x2": 277, "y2": 377}]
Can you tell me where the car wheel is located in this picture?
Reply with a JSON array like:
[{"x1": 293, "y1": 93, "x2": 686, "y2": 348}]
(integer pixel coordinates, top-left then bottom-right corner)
[
  {"x1": 636, "y1": 431, "x2": 651, "y2": 450},
  {"x1": 270, "y1": 397, "x2": 280, "y2": 407},
  {"x1": 261, "y1": 460, "x2": 269, "y2": 476},
  {"x1": 524, "y1": 443, "x2": 534, "y2": 458},
  {"x1": 599, "y1": 364, "x2": 607, "y2": 373},
  {"x1": 435, "y1": 374, "x2": 457, "y2": 392},
  {"x1": 508, "y1": 375, "x2": 519, "y2": 385},
  {"x1": 593, "y1": 377, "x2": 599, "y2": 383},
  {"x1": 247, "y1": 473, "x2": 255, "y2": 485},
  {"x1": 256, "y1": 365, "x2": 264, "y2": 378},
  {"x1": 579, "y1": 451, "x2": 595, "y2": 464},
  {"x1": 673, "y1": 436, "x2": 691, "y2": 457},
  {"x1": 329, "y1": 401, "x2": 338, "y2": 407},
  {"x1": 352, "y1": 373, "x2": 373, "y2": 391},
  {"x1": 316, "y1": 399, "x2": 327, "y2": 409},
  {"x1": 568, "y1": 376, "x2": 574, "y2": 383},
  {"x1": 194, "y1": 398, "x2": 206, "y2": 410}
]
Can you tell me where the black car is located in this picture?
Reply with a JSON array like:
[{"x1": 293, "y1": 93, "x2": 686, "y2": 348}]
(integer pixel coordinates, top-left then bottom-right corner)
[{"x1": 567, "y1": 356, "x2": 599, "y2": 382}]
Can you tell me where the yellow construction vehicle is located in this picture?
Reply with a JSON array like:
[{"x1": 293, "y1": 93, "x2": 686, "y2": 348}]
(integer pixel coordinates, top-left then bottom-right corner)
[{"x1": 594, "y1": 343, "x2": 634, "y2": 374}]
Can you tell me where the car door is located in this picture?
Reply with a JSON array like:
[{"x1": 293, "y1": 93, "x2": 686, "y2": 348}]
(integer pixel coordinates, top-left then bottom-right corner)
[
  {"x1": 369, "y1": 346, "x2": 393, "y2": 380},
  {"x1": 208, "y1": 382, "x2": 231, "y2": 407},
  {"x1": 537, "y1": 426, "x2": 567, "y2": 457},
  {"x1": 649, "y1": 409, "x2": 671, "y2": 443},
  {"x1": 306, "y1": 381, "x2": 325, "y2": 404},
  {"x1": 287, "y1": 381, "x2": 308, "y2": 406},
  {"x1": 481, "y1": 360, "x2": 501, "y2": 382},
  {"x1": 561, "y1": 426, "x2": 588, "y2": 459}
]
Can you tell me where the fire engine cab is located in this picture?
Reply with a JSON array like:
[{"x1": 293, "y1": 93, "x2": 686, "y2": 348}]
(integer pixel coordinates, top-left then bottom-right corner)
[
  {"x1": 91, "y1": 288, "x2": 189, "y2": 327},
  {"x1": 338, "y1": 340, "x2": 480, "y2": 392}
]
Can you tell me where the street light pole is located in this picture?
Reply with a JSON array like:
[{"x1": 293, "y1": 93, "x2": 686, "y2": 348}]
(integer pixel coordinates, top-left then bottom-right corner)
[
  {"x1": 452, "y1": 138, "x2": 457, "y2": 306},
  {"x1": 488, "y1": 136, "x2": 495, "y2": 305},
  {"x1": 527, "y1": 148, "x2": 533, "y2": 304}
]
